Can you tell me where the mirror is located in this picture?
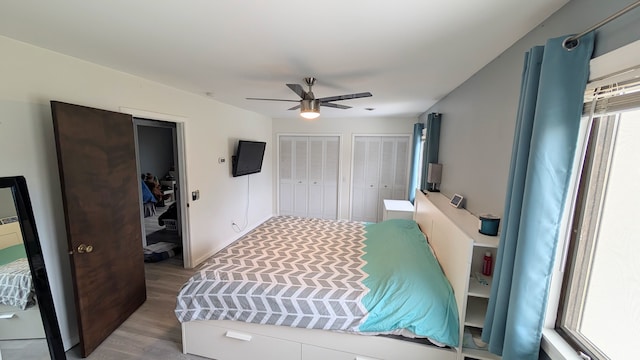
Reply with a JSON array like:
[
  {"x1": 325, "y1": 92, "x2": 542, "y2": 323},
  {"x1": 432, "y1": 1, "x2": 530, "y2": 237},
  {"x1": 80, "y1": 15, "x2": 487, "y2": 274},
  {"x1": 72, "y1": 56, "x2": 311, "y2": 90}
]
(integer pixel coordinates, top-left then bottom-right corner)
[{"x1": 0, "y1": 176, "x2": 65, "y2": 359}]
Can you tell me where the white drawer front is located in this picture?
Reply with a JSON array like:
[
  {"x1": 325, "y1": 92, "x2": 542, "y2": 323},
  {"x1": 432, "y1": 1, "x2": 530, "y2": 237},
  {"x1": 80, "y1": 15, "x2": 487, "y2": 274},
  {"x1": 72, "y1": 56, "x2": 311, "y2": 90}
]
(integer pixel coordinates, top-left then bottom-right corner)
[
  {"x1": 302, "y1": 344, "x2": 382, "y2": 360},
  {"x1": 183, "y1": 321, "x2": 300, "y2": 360}
]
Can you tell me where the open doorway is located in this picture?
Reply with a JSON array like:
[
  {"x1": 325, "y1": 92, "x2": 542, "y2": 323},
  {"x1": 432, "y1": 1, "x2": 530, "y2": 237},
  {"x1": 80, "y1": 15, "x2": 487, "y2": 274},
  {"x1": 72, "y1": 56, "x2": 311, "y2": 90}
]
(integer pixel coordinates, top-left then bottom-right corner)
[{"x1": 135, "y1": 118, "x2": 183, "y2": 266}]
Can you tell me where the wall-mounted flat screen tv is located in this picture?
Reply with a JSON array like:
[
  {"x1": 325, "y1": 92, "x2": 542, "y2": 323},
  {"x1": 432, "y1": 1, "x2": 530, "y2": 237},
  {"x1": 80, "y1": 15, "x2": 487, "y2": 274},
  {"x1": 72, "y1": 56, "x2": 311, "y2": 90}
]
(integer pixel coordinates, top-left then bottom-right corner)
[{"x1": 232, "y1": 140, "x2": 266, "y2": 177}]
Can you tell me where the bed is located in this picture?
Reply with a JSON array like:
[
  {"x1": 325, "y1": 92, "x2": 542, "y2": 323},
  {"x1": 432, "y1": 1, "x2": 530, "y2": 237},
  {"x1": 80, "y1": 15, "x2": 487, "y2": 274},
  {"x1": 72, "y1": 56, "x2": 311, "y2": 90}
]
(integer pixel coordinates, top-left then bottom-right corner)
[
  {"x1": 0, "y1": 220, "x2": 45, "y2": 340},
  {"x1": 177, "y1": 190, "x2": 473, "y2": 360}
]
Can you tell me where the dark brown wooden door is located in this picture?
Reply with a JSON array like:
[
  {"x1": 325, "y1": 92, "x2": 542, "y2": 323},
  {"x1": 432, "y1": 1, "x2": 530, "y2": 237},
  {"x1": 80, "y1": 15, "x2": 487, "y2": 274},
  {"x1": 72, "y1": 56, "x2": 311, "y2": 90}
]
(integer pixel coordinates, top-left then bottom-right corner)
[{"x1": 51, "y1": 101, "x2": 146, "y2": 357}]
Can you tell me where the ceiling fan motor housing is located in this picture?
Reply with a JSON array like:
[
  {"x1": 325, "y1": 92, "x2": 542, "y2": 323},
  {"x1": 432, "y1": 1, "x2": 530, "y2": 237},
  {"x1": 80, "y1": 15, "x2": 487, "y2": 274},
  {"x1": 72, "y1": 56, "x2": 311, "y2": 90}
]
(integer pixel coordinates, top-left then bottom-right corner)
[
  {"x1": 300, "y1": 99, "x2": 320, "y2": 119},
  {"x1": 301, "y1": 99, "x2": 320, "y2": 112}
]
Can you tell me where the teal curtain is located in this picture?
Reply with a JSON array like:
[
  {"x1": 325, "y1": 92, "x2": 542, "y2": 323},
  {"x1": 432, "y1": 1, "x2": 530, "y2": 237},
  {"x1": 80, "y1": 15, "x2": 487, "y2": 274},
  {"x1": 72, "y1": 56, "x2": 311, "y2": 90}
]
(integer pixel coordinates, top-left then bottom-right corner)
[
  {"x1": 420, "y1": 113, "x2": 441, "y2": 190},
  {"x1": 408, "y1": 122, "x2": 424, "y2": 202},
  {"x1": 482, "y1": 34, "x2": 594, "y2": 360}
]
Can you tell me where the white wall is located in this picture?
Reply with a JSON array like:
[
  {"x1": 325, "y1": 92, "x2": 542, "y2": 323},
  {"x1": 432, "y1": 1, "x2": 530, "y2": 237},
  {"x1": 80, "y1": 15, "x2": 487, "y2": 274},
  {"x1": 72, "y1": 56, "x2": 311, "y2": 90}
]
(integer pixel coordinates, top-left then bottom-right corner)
[
  {"x1": 272, "y1": 116, "x2": 417, "y2": 220},
  {"x1": 0, "y1": 35, "x2": 273, "y2": 349},
  {"x1": 0, "y1": 189, "x2": 17, "y2": 218},
  {"x1": 422, "y1": 0, "x2": 640, "y2": 217}
]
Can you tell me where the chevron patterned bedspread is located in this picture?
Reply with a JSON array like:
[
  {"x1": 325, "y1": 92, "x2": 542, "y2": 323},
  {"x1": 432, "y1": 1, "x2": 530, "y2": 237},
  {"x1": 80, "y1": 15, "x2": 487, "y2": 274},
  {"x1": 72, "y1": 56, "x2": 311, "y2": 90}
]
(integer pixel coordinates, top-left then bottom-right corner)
[
  {"x1": 0, "y1": 258, "x2": 35, "y2": 310},
  {"x1": 175, "y1": 216, "x2": 459, "y2": 347}
]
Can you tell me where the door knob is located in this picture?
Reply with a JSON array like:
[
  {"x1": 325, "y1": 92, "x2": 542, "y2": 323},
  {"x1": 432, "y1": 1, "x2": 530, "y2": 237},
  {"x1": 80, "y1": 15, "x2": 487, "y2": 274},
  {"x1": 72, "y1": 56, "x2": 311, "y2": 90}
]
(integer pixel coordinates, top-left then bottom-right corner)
[{"x1": 77, "y1": 244, "x2": 94, "y2": 253}]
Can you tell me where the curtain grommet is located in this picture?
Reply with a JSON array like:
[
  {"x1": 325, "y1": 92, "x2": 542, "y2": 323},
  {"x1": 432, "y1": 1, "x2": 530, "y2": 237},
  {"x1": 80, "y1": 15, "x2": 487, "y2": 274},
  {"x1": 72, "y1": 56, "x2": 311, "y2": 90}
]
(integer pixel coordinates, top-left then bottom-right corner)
[{"x1": 563, "y1": 37, "x2": 580, "y2": 51}]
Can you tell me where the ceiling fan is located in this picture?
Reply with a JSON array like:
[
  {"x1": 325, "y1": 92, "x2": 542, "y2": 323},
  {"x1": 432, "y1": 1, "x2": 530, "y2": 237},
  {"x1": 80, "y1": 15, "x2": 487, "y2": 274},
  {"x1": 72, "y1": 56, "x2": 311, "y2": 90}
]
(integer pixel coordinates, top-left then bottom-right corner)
[{"x1": 246, "y1": 77, "x2": 372, "y2": 119}]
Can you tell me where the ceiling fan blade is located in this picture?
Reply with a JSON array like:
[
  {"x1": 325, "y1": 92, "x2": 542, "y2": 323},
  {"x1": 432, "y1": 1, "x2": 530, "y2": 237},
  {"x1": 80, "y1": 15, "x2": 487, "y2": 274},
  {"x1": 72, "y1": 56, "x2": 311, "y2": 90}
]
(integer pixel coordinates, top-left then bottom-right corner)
[
  {"x1": 321, "y1": 103, "x2": 351, "y2": 109},
  {"x1": 286, "y1": 84, "x2": 308, "y2": 99},
  {"x1": 319, "y1": 92, "x2": 372, "y2": 103},
  {"x1": 246, "y1": 97, "x2": 300, "y2": 102},
  {"x1": 288, "y1": 105, "x2": 301, "y2": 110}
]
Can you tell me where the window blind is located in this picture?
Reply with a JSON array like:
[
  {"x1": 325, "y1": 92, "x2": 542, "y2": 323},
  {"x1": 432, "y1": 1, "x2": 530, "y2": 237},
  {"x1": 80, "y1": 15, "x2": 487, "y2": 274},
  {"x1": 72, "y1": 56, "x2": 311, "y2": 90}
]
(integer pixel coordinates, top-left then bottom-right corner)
[{"x1": 583, "y1": 67, "x2": 640, "y2": 115}]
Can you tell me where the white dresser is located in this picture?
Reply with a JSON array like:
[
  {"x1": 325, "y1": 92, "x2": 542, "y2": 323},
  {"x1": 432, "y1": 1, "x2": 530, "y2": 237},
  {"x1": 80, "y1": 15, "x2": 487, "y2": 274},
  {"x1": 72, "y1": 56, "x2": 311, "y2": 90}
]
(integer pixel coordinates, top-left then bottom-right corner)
[{"x1": 382, "y1": 199, "x2": 414, "y2": 221}]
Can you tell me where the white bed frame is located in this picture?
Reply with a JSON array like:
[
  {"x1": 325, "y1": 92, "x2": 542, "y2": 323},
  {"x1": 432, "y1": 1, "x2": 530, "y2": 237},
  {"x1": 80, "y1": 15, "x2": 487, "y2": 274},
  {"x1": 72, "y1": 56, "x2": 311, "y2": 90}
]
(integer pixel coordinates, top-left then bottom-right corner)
[{"x1": 181, "y1": 190, "x2": 474, "y2": 360}]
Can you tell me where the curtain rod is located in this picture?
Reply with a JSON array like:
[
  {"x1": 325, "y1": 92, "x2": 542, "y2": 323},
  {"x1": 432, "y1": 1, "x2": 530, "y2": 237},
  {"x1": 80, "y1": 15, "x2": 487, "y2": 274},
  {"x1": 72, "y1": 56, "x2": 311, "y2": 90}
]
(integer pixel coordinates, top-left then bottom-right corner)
[{"x1": 563, "y1": 0, "x2": 640, "y2": 50}]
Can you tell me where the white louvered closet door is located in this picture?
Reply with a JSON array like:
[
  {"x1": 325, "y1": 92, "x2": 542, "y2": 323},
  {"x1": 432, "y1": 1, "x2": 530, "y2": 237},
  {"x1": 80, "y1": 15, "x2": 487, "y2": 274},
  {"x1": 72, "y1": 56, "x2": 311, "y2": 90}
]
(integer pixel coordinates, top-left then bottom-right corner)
[
  {"x1": 279, "y1": 137, "x2": 294, "y2": 216},
  {"x1": 292, "y1": 138, "x2": 309, "y2": 217},
  {"x1": 392, "y1": 136, "x2": 409, "y2": 200},
  {"x1": 351, "y1": 137, "x2": 381, "y2": 222},
  {"x1": 307, "y1": 138, "x2": 324, "y2": 219},
  {"x1": 322, "y1": 138, "x2": 339, "y2": 219},
  {"x1": 278, "y1": 135, "x2": 340, "y2": 219},
  {"x1": 378, "y1": 137, "x2": 396, "y2": 218},
  {"x1": 363, "y1": 138, "x2": 381, "y2": 222},
  {"x1": 350, "y1": 137, "x2": 367, "y2": 221},
  {"x1": 351, "y1": 135, "x2": 411, "y2": 222}
]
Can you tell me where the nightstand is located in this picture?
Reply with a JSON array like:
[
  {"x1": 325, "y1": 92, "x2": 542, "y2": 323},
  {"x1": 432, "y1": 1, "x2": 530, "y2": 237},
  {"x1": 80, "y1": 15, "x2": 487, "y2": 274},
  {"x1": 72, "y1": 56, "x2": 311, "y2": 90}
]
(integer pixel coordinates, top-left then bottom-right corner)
[{"x1": 382, "y1": 199, "x2": 414, "y2": 221}]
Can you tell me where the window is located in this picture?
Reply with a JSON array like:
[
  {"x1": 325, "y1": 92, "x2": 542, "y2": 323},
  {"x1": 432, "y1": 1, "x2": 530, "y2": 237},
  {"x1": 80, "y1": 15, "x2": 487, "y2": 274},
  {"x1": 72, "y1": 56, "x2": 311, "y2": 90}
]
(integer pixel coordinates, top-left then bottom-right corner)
[{"x1": 557, "y1": 72, "x2": 640, "y2": 360}]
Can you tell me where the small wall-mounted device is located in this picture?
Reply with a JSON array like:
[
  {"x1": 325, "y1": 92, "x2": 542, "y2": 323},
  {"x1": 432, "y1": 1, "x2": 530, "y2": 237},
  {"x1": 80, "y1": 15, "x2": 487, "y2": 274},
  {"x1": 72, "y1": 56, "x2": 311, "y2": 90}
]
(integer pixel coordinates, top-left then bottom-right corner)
[
  {"x1": 192, "y1": 190, "x2": 200, "y2": 201},
  {"x1": 449, "y1": 194, "x2": 464, "y2": 208},
  {"x1": 218, "y1": 157, "x2": 226, "y2": 164}
]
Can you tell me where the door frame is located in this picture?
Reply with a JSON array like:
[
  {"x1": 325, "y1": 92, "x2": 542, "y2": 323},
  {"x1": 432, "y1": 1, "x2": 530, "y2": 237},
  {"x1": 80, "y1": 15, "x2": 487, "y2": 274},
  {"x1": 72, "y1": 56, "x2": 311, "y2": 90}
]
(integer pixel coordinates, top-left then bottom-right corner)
[
  {"x1": 275, "y1": 133, "x2": 343, "y2": 219},
  {"x1": 133, "y1": 118, "x2": 176, "y2": 249},
  {"x1": 121, "y1": 107, "x2": 193, "y2": 268},
  {"x1": 349, "y1": 134, "x2": 413, "y2": 221}
]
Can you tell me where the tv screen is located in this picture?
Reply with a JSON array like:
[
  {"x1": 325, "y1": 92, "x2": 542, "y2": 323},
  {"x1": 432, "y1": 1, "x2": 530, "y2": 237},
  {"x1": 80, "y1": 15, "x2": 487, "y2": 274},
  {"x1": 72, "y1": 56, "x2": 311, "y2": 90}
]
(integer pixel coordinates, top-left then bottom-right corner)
[{"x1": 232, "y1": 140, "x2": 266, "y2": 177}]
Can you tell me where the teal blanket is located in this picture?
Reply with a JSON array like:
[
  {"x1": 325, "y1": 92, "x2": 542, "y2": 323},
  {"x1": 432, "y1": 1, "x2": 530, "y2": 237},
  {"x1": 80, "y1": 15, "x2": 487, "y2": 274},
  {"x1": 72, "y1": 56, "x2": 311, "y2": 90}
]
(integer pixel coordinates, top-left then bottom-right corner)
[
  {"x1": 360, "y1": 219, "x2": 459, "y2": 347},
  {"x1": 0, "y1": 244, "x2": 27, "y2": 266}
]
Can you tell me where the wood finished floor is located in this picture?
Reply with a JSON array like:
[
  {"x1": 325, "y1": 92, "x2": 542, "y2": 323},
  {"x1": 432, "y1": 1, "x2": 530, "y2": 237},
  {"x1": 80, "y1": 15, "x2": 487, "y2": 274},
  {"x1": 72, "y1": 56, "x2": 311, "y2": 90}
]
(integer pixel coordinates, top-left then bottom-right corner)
[
  {"x1": 66, "y1": 259, "x2": 207, "y2": 360},
  {"x1": 0, "y1": 339, "x2": 49, "y2": 360}
]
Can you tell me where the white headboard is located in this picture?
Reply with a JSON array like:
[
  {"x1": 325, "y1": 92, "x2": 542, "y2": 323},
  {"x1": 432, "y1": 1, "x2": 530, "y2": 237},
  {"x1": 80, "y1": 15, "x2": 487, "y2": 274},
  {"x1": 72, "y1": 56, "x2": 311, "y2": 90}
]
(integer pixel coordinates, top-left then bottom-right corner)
[
  {"x1": 413, "y1": 190, "x2": 473, "y2": 349},
  {"x1": 0, "y1": 221, "x2": 23, "y2": 250}
]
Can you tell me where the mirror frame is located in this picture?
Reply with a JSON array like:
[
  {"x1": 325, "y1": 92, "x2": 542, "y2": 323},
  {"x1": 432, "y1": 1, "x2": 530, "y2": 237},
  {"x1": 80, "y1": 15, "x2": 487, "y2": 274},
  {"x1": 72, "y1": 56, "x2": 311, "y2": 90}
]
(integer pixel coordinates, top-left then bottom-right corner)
[{"x1": 0, "y1": 176, "x2": 66, "y2": 359}]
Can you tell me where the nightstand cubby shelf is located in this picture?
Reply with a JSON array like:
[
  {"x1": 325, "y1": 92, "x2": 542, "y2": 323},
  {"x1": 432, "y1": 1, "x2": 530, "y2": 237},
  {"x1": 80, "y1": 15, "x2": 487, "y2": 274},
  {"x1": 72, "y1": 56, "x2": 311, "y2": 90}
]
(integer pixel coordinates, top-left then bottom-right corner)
[
  {"x1": 421, "y1": 193, "x2": 500, "y2": 360},
  {"x1": 468, "y1": 274, "x2": 492, "y2": 298}
]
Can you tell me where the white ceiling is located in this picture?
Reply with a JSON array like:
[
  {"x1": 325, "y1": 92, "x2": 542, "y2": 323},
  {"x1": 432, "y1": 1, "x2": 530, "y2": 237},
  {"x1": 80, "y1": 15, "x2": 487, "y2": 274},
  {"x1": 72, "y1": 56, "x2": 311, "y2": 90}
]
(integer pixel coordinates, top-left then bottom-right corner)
[{"x1": 0, "y1": 0, "x2": 568, "y2": 119}]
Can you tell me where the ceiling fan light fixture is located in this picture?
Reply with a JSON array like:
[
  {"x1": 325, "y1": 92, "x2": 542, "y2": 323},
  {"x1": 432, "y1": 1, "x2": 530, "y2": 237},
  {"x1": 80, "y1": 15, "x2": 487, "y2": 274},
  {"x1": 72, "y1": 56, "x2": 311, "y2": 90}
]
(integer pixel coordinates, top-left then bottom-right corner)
[
  {"x1": 246, "y1": 77, "x2": 372, "y2": 118},
  {"x1": 300, "y1": 99, "x2": 320, "y2": 119}
]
